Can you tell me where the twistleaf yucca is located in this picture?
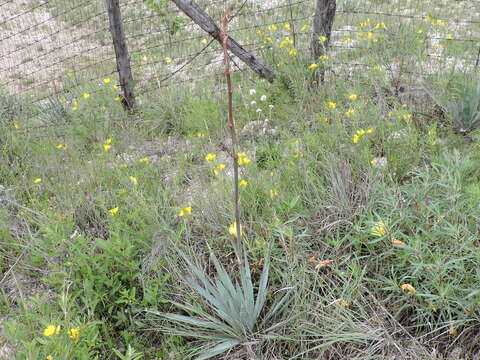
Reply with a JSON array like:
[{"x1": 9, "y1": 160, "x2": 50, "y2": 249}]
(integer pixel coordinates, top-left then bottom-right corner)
[{"x1": 157, "y1": 248, "x2": 290, "y2": 360}]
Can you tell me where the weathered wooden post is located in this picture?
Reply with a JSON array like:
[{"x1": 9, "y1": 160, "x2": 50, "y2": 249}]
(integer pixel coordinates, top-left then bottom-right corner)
[
  {"x1": 171, "y1": 0, "x2": 275, "y2": 83},
  {"x1": 106, "y1": 0, "x2": 135, "y2": 110},
  {"x1": 310, "y1": 0, "x2": 336, "y2": 81}
]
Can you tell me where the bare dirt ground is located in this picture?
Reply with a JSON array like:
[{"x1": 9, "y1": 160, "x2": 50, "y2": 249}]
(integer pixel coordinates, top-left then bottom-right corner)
[{"x1": 0, "y1": 0, "x2": 112, "y2": 96}]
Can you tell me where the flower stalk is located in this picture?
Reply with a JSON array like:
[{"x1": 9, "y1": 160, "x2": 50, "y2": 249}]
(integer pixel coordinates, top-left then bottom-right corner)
[{"x1": 220, "y1": 9, "x2": 242, "y2": 264}]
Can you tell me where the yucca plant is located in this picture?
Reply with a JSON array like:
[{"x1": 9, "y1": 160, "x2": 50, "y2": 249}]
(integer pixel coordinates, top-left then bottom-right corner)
[
  {"x1": 441, "y1": 80, "x2": 480, "y2": 134},
  {"x1": 155, "y1": 249, "x2": 290, "y2": 360}
]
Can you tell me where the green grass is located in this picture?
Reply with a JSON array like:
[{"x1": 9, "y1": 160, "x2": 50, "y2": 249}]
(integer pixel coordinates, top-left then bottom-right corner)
[{"x1": 1, "y1": 0, "x2": 480, "y2": 359}]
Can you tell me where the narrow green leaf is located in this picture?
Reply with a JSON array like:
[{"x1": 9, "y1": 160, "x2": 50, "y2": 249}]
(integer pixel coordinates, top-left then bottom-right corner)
[
  {"x1": 254, "y1": 253, "x2": 270, "y2": 320},
  {"x1": 194, "y1": 339, "x2": 241, "y2": 360}
]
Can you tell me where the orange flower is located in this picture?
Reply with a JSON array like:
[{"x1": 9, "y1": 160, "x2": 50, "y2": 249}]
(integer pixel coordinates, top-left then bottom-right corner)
[
  {"x1": 400, "y1": 284, "x2": 416, "y2": 293},
  {"x1": 448, "y1": 327, "x2": 458, "y2": 336},
  {"x1": 391, "y1": 238, "x2": 406, "y2": 246},
  {"x1": 315, "y1": 259, "x2": 332, "y2": 270}
]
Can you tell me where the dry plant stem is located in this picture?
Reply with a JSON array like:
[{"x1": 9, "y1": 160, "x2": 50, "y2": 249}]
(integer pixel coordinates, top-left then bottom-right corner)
[{"x1": 221, "y1": 10, "x2": 242, "y2": 264}]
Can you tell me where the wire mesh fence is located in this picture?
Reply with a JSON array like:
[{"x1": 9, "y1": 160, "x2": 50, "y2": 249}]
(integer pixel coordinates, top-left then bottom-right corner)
[{"x1": 0, "y1": 0, "x2": 478, "y2": 126}]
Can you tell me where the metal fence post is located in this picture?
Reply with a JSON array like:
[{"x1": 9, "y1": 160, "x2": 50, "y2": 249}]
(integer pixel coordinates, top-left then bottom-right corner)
[{"x1": 106, "y1": 0, "x2": 135, "y2": 110}]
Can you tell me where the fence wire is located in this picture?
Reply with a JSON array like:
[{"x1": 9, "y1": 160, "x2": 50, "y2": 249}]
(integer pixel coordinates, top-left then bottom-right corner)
[{"x1": 0, "y1": 0, "x2": 478, "y2": 130}]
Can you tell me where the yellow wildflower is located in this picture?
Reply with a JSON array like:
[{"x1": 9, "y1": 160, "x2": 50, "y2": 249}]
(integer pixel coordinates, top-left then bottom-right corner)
[
  {"x1": 33, "y1": 178, "x2": 42, "y2": 184},
  {"x1": 257, "y1": 29, "x2": 265, "y2": 36},
  {"x1": 69, "y1": 327, "x2": 80, "y2": 341},
  {"x1": 301, "y1": 24, "x2": 309, "y2": 32},
  {"x1": 72, "y1": 106, "x2": 78, "y2": 111},
  {"x1": 59, "y1": 97, "x2": 66, "y2": 103},
  {"x1": 103, "y1": 78, "x2": 111, "y2": 84},
  {"x1": 357, "y1": 129, "x2": 366, "y2": 136},
  {"x1": 348, "y1": 93, "x2": 358, "y2": 100},
  {"x1": 268, "y1": 24, "x2": 277, "y2": 31},
  {"x1": 67, "y1": 72, "x2": 74, "y2": 77},
  {"x1": 13, "y1": 120, "x2": 20, "y2": 130},
  {"x1": 445, "y1": 34, "x2": 454, "y2": 40},
  {"x1": 319, "y1": 55, "x2": 329, "y2": 61},
  {"x1": 371, "y1": 220, "x2": 387, "y2": 237},
  {"x1": 129, "y1": 176, "x2": 138, "y2": 185},
  {"x1": 359, "y1": 18, "x2": 371, "y2": 28},
  {"x1": 237, "y1": 153, "x2": 251, "y2": 166},
  {"x1": 343, "y1": 37, "x2": 352, "y2": 44},
  {"x1": 400, "y1": 284, "x2": 416, "y2": 293},
  {"x1": 43, "y1": 325, "x2": 60, "y2": 337},
  {"x1": 214, "y1": 164, "x2": 226, "y2": 175},
  {"x1": 119, "y1": 163, "x2": 128, "y2": 169},
  {"x1": 114, "y1": 97, "x2": 121, "y2": 102},
  {"x1": 283, "y1": 23, "x2": 291, "y2": 30},
  {"x1": 279, "y1": 37, "x2": 293, "y2": 48},
  {"x1": 403, "y1": 114, "x2": 412, "y2": 120},
  {"x1": 239, "y1": 180, "x2": 248, "y2": 187},
  {"x1": 46, "y1": 356, "x2": 53, "y2": 360},
  {"x1": 269, "y1": 189, "x2": 278, "y2": 200},
  {"x1": 104, "y1": 138, "x2": 113, "y2": 144},
  {"x1": 366, "y1": 128, "x2": 375, "y2": 134},
  {"x1": 228, "y1": 221, "x2": 244, "y2": 237},
  {"x1": 139, "y1": 157, "x2": 149, "y2": 164},
  {"x1": 276, "y1": 63, "x2": 284, "y2": 68},
  {"x1": 178, "y1": 206, "x2": 192, "y2": 217},
  {"x1": 319, "y1": 35, "x2": 327, "y2": 42},
  {"x1": 200, "y1": 38, "x2": 208, "y2": 44},
  {"x1": 294, "y1": 151, "x2": 303, "y2": 158},
  {"x1": 205, "y1": 153, "x2": 216, "y2": 162},
  {"x1": 288, "y1": 48, "x2": 297, "y2": 56},
  {"x1": 264, "y1": 37, "x2": 273, "y2": 44},
  {"x1": 353, "y1": 134, "x2": 360, "y2": 144},
  {"x1": 309, "y1": 63, "x2": 318, "y2": 69},
  {"x1": 103, "y1": 144, "x2": 111, "y2": 151},
  {"x1": 374, "y1": 22, "x2": 386, "y2": 29},
  {"x1": 108, "y1": 207, "x2": 119, "y2": 216},
  {"x1": 56, "y1": 144, "x2": 66, "y2": 149},
  {"x1": 164, "y1": 57, "x2": 172, "y2": 63},
  {"x1": 345, "y1": 108, "x2": 355, "y2": 117},
  {"x1": 83, "y1": 93, "x2": 90, "y2": 99},
  {"x1": 111, "y1": 85, "x2": 118, "y2": 90},
  {"x1": 196, "y1": 132, "x2": 206, "y2": 137},
  {"x1": 417, "y1": 28, "x2": 424, "y2": 34},
  {"x1": 326, "y1": 102, "x2": 336, "y2": 109}
]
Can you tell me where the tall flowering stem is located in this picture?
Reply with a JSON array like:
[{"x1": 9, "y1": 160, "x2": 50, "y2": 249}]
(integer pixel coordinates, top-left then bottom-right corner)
[{"x1": 220, "y1": 9, "x2": 242, "y2": 264}]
